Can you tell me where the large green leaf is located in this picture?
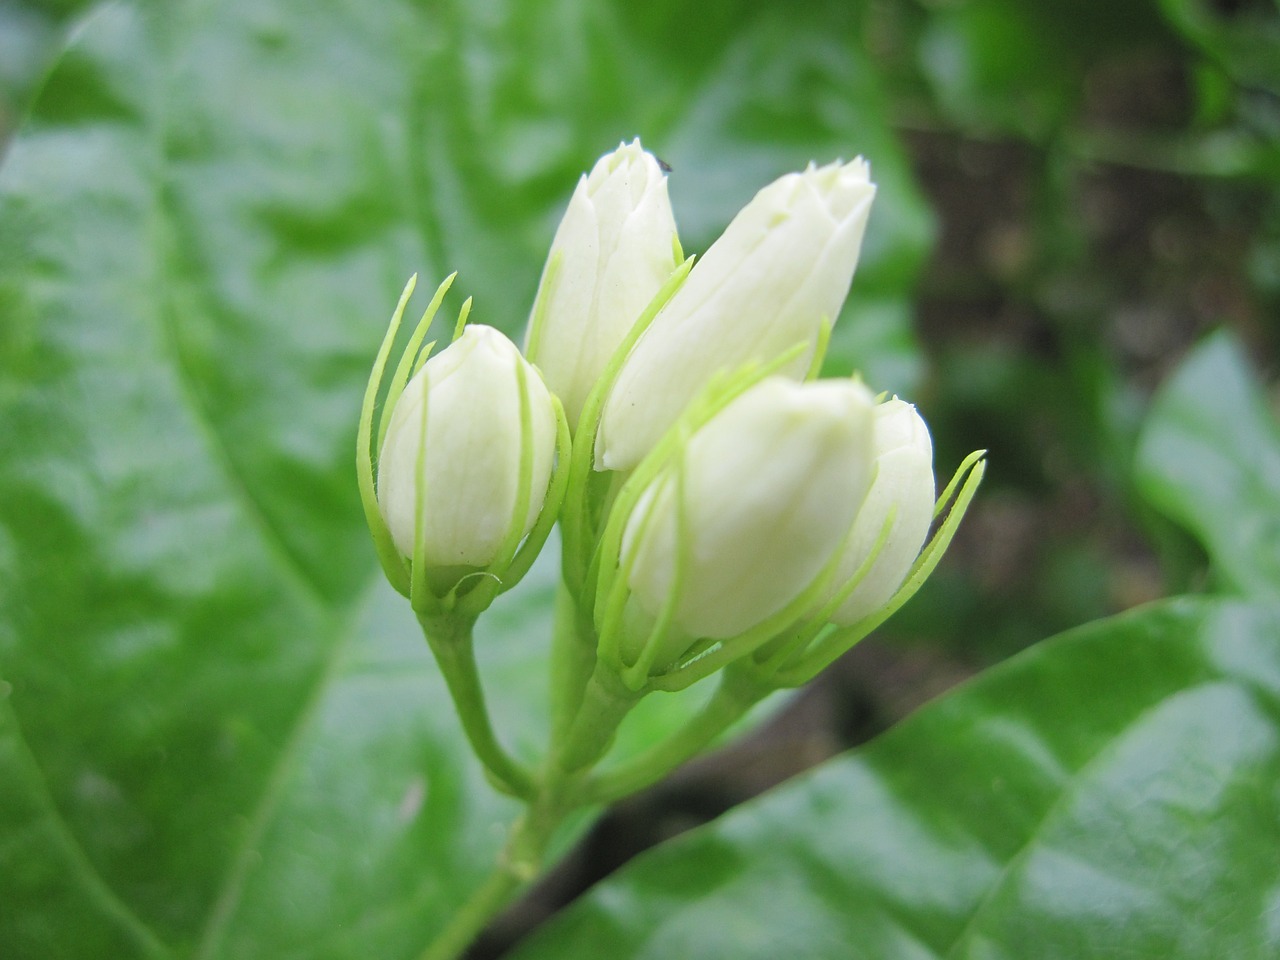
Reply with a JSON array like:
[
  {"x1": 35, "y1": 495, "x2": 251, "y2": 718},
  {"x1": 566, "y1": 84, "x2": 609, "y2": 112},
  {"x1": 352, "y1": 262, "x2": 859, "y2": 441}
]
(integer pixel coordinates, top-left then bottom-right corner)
[
  {"x1": 0, "y1": 0, "x2": 927, "y2": 957},
  {"x1": 1135, "y1": 331, "x2": 1280, "y2": 599},
  {"x1": 512, "y1": 596, "x2": 1280, "y2": 959}
]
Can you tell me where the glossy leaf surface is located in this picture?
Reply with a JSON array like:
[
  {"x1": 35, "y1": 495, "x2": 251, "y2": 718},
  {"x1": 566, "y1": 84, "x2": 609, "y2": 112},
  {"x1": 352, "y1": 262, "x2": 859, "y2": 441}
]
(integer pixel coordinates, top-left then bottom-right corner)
[
  {"x1": 1135, "y1": 331, "x2": 1280, "y2": 599},
  {"x1": 514, "y1": 596, "x2": 1280, "y2": 959},
  {"x1": 0, "y1": 1, "x2": 926, "y2": 957}
]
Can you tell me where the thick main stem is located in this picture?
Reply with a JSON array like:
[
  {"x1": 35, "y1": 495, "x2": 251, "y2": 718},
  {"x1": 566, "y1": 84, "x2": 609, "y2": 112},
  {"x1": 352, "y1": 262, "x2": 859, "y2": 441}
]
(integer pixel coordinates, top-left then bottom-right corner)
[
  {"x1": 415, "y1": 607, "x2": 644, "y2": 959},
  {"x1": 416, "y1": 795, "x2": 566, "y2": 960},
  {"x1": 416, "y1": 862, "x2": 521, "y2": 960},
  {"x1": 420, "y1": 613, "x2": 535, "y2": 798},
  {"x1": 416, "y1": 693, "x2": 615, "y2": 960}
]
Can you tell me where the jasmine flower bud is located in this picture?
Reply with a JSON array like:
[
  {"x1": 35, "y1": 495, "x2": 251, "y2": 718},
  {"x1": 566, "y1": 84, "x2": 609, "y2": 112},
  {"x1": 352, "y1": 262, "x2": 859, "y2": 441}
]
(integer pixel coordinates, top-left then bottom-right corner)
[
  {"x1": 376, "y1": 324, "x2": 558, "y2": 594},
  {"x1": 828, "y1": 397, "x2": 935, "y2": 625},
  {"x1": 596, "y1": 158, "x2": 876, "y2": 472},
  {"x1": 525, "y1": 138, "x2": 680, "y2": 428},
  {"x1": 613, "y1": 376, "x2": 876, "y2": 670}
]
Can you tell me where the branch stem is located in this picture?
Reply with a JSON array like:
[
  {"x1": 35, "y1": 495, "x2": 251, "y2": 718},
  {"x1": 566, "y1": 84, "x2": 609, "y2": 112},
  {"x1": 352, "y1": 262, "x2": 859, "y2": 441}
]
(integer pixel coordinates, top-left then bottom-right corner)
[
  {"x1": 416, "y1": 796, "x2": 565, "y2": 960},
  {"x1": 420, "y1": 613, "x2": 535, "y2": 799},
  {"x1": 584, "y1": 666, "x2": 769, "y2": 804}
]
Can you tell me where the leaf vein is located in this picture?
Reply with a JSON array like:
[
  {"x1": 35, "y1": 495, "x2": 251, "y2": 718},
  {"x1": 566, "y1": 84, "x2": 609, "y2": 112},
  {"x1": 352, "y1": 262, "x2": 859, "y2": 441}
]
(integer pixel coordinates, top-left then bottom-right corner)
[
  {"x1": 0, "y1": 692, "x2": 176, "y2": 960},
  {"x1": 189, "y1": 576, "x2": 378, "y2": 960},
  {"x1": 939, "y1": 686, "x2": 1205, "y2": 959}
]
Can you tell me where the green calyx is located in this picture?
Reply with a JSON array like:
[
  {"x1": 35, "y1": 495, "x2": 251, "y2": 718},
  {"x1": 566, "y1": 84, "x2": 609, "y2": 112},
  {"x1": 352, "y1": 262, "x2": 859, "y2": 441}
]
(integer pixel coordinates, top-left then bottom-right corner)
[
  {"x1": 357, "y1": 273, "x2": 571, "y2": 619},
  {"x1": 559, "y1": 254, "x2": 697, "y2": 598},
  {"x1": 357, "y1": 272, "x2": 452, "y2": 598},
  {"x1": 766, "y1": 448, "x2": 988, "y2": 687}
]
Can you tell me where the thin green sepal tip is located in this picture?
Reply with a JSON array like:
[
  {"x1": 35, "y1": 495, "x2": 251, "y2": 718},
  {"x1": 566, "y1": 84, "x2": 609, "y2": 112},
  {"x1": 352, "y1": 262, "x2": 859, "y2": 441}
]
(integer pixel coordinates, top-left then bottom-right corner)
[{"x1": 357, "y1": 274, "x2": 418, "y2": 597}]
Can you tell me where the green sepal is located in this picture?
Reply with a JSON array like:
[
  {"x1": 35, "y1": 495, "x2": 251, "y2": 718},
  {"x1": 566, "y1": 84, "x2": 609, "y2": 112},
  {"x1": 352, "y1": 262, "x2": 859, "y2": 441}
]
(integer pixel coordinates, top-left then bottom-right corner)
[
  {"x1": 645, "y1": 511, "x2": 851, "y2": 693},
  {"x1": 379, "y1": 272, "x2": 457, "y2": 452},
  {"x1": 409, "y1": 356, "x2": 439, "y2": 616},
  {"x1": 803, "y1": 314, "x2": 834, "y2": 381},
  {"x1": 560, "y1": 255, "x2": 696, "y2": 596},
  {"x1": 523, "y1": 249, "x2": 562, "y2": 365},
  {"x1": 357, "y1": 274, "x2": 418, "y2": 597},
  {"x1": 451, "y1": 296, "x2": 473, "y2": 343},
  {"x1": 746, "y1": 500, "x2": 899, "y2": 680},
  {"x1": 411, "y1": 340, "x2": 438, "y2": 377},
  {"x1": 774, "y1": 449, "x2": 987, "y2": 686},
  {"x1": 358, "y1": 268, "x2": 453, "y2": 609}
]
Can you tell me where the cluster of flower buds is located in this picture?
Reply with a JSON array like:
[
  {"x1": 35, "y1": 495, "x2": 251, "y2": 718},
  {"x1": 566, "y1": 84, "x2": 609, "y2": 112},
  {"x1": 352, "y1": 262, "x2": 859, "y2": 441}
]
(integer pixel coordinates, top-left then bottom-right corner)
[{"x1": 358, "y1": 137, "x2": 983, "y2": 694}]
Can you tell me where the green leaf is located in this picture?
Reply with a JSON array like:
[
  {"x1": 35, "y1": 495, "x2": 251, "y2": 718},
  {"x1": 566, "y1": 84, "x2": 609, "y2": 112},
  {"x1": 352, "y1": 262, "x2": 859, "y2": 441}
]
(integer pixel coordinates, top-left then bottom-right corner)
[
  {"x1": 0, "y1": 0, "x2": 927, "y2": 957},
  {"x1": 512, "y1": 596, "x2": 1280, "y2": 959},
  {"x1": 1159, "y1": 0, "x2": 1280, "y2": 96},
  {"x1": 1135, "y1": 331, "x2": 1280, "y2": 599}
]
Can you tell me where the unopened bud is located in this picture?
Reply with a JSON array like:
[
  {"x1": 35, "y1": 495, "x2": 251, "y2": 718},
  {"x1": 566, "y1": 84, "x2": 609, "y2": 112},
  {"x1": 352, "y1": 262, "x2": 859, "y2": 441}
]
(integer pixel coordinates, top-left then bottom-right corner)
[
  {"x1": 376, "y1": 325, "x2": 557, "y2": 594},
  {"x1": 596, "y1": 158, "x2": 876, "y2": 471},
  {"x1": 525, "y1": 139, "x2": 680, "y2": 428},
  {"x1": 613, "y1": 376, "x2": 877, "y2": 670}
]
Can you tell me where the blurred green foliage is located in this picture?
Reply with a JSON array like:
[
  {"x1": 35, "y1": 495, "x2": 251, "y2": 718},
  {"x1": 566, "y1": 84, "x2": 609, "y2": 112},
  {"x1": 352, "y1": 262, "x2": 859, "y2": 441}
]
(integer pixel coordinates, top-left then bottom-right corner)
[{"x1": 852, "y1": 0, "x2": 1280, "y2": 660}]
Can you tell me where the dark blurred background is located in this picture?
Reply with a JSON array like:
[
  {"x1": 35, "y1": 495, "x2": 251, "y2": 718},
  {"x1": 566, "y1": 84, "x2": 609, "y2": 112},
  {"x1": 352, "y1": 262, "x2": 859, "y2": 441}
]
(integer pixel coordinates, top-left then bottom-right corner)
[{"x1": 5, "y1": 0, "x2": 1277, "y2": 954}]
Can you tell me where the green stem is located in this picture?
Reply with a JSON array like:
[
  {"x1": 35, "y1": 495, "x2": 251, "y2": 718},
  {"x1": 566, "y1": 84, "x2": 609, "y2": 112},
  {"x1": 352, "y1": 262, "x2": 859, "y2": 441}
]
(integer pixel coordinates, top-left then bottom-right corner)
[
  {"x1": 416, "y1": 861, "x2": 521, "y2": 960},
  {"x1": 428, "y1": 667, "x2": 628, "y2": 958},
  {"x1": 547, "y1": 583, "x2": 598, "y2": 746},
  {"x1": 420, "y1": 613, "x2": 535, "y2": 799},
  {"x1": 554, "y1": 661, "x2": 643, "y2": 775},
  {"x1": 416, "y1": 796, "x2": 566, "y2": 960},
  {"x1": 414, "y1": 604, "x2": 653, "y2": 959},
  {"x1": 583, "y1": 667, "x2": 770, "y2": 804}
]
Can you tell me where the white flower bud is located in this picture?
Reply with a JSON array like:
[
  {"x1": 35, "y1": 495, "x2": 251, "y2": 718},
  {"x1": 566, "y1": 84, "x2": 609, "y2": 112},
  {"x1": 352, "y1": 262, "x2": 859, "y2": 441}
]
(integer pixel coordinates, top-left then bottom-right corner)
[
  {"x1": 596, "y1": 158, "x2": 876, "y2": 472},
  {"x1": 617, "y1": 377, "x2": 877, "y2": 661},
  {"x1": 828, "y1": 397, "x2": 935, "y2": 625},
  {"x1": 525, "y1": 139, "x2": 680, "y2": 427},
  {"x1": 376, "y1": 325, "x2": 557, "y2": 587}
]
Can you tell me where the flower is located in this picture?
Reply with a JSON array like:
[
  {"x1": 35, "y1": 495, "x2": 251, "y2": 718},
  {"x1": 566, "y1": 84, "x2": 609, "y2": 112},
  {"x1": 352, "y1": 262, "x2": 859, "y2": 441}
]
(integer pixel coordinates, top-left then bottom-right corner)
[
  {"x1": 595, "y1": 158, "x2": 876, "y2": 472},
  {"x1": 612, "y1": 376, "x2": 877, "y2": 669},
  {"x1": 826, "y1": 397, "x2": 935, "y2": 625},
  {"x1": 525, "y1": 139, "x2": 680, "y2": 428},
  {"x1": 376, "y1": 324, "x2": 557, "y2": 593}
]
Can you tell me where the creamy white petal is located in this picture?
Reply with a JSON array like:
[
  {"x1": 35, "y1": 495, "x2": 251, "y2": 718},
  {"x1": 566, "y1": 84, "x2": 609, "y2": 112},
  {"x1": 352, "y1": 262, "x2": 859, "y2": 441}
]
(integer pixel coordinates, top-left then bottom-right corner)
[
  {"x1": 377, "y1": 325, "x2": 557, "y2": 568},
  {"x1": 620, "y1": 376, "x2": 877, "y2": 657},
  {"x1": 829, "y1": 397, "x2": 935, "y2": 625},
  {"x1": 526, "y1": 139, "x2": 679, "y2": 427}
]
